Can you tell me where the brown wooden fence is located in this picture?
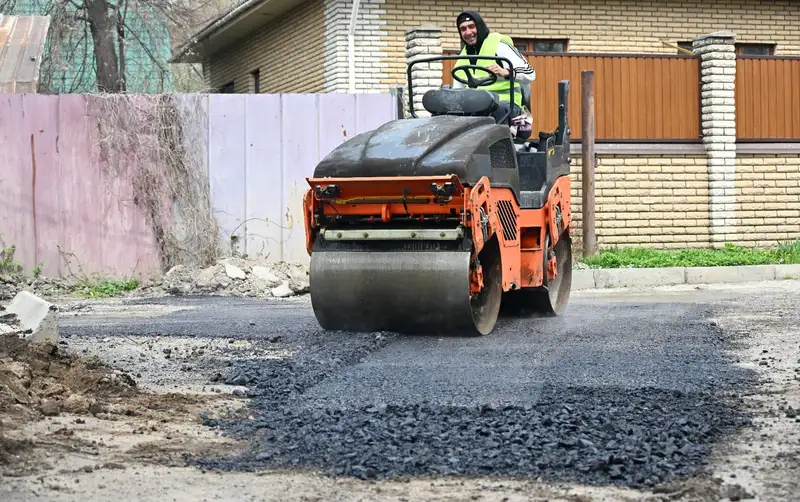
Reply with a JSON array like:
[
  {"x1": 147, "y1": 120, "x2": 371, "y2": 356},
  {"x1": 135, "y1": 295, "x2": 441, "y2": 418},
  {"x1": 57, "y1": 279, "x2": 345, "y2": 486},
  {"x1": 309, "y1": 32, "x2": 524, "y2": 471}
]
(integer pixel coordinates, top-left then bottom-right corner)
[
  {"x1": 441, "y1": 52, "x2": 702, "y2": 142},
  {"x1": 735, "y1": 56, "x2": 800, "y2": 141}
]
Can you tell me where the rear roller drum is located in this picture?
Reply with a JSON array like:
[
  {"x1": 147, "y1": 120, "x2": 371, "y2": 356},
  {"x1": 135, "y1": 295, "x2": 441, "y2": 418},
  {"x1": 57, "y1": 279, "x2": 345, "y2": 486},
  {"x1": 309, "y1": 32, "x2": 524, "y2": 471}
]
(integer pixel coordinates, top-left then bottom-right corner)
[
  {"x1": 500, "y1": 229, "x2": 573, "y2": 316},
  {"x1": 536, "y1": 229, "x2": 573, "y2": 315}
]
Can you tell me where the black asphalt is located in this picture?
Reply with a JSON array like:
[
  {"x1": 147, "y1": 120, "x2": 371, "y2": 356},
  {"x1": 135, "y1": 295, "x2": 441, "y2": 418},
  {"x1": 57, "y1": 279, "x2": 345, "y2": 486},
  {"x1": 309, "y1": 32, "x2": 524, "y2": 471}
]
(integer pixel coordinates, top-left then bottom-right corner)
[{"x1": 59, "y1": 290, "x2": 759, "y2": 488}]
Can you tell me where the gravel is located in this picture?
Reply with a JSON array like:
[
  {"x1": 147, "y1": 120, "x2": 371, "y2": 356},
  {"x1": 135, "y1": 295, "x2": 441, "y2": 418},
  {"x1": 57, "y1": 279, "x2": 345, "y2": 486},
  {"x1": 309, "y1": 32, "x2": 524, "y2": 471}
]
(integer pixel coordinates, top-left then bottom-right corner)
[
  {"x1": 200, "y1": 387, "x2": 750, "y2": 487},
  {"x1": 114, "y1": 293, "x2": 757, "y2": 489}
]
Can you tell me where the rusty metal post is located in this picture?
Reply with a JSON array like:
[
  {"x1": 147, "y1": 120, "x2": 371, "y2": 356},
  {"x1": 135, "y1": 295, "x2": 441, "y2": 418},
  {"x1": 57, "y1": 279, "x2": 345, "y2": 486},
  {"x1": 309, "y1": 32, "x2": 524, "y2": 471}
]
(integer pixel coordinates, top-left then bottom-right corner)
[{"x1": 581, "y1": 70, "x2": 597, "y2": 257}]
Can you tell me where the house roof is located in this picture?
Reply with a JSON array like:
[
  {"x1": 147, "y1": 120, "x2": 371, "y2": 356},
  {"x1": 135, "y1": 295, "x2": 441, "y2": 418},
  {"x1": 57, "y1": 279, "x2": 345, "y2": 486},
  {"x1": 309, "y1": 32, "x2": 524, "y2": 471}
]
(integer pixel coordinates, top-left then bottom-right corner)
[
  {"x1": 170, "y1": 0, "x2": 306, "y2": 63},
  {"x1": 0, "y1": 15, "x2": 51, "y2": 92}
]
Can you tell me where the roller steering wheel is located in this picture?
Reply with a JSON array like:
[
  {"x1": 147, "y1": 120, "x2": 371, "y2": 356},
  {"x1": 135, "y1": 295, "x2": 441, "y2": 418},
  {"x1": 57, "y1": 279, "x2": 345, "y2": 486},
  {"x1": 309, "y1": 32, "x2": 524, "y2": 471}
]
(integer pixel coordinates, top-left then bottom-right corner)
[{"x1": 451, "y1": 64, "x2": 498, "y2": 88}]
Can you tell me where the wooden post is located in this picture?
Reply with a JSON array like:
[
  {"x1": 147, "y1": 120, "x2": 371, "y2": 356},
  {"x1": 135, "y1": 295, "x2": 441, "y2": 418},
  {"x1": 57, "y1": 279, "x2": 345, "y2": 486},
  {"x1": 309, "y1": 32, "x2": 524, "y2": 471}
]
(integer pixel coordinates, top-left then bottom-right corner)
[{"x1": 581, "y1": 70, "x2": 597, "y2": 257}]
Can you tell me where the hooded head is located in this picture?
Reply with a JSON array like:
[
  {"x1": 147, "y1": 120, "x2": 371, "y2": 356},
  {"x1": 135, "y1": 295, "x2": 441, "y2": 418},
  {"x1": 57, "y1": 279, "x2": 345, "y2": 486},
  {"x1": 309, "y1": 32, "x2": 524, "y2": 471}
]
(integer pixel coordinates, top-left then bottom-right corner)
[{"x1": 456, "y1": 11, "x2": 490, "y2": 59}]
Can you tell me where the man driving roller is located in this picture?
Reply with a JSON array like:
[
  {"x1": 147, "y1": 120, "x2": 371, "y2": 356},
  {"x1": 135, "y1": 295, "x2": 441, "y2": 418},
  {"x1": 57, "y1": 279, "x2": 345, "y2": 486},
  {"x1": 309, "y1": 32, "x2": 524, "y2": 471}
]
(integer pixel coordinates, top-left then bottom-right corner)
[{"x1": 452, "y1": 11, "x2": 535, "y2": 124}]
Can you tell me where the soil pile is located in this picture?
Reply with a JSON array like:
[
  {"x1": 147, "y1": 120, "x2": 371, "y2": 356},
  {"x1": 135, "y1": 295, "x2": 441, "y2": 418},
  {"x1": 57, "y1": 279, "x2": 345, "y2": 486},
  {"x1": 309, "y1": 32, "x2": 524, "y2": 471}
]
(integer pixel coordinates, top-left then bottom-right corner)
[
  {"x1": 0, "y1": 332, "x2": 139, "y2": 468},
  {"x1": 0, "y1": 333, "x2": 139, "y2": 426}
]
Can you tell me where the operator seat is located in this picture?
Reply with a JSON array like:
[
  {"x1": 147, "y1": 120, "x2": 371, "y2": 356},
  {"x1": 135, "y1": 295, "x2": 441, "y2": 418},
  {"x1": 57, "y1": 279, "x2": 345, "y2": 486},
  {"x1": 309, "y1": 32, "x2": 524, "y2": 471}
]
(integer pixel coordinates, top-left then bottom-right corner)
[
  {"x1": 422, "y1": 87, "x2": 532, "y2": 142},
  {"x1": 421, "y1": 87, "x2": 501, "y2": 118}
]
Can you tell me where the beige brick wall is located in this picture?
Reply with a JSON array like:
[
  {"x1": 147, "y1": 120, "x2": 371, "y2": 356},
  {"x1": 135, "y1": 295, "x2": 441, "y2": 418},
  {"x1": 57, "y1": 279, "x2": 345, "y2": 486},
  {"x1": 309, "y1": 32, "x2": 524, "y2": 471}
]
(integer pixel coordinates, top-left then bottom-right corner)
[
  {"x1": 734, "y1": 155, "x2": 800, "y2": 247},
  {"x1": 569, "y1": 154, "x2": 711, "y2": 249},
  {"x1": 379, "y1": 0, "x2": 800, "y2": 87},
  {"x1": 207, "y1": 0, "x2": 325, "y2": 93}
]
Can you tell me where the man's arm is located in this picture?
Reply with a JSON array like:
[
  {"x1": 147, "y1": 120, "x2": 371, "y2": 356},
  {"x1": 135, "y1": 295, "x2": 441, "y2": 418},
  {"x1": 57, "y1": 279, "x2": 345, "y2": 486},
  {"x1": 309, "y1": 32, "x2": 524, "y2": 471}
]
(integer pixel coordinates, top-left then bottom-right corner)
[{"x1": 495, "y1": 41, "x2": 535, "y2": 84}]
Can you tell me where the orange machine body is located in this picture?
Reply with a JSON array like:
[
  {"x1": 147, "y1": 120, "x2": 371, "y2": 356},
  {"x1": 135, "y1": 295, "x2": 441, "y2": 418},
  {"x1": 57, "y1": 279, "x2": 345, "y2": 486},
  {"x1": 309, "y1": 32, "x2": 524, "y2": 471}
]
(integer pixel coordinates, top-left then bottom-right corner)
[{"x1": 302, "y1": 173, "x2": 572, "y2": 295}]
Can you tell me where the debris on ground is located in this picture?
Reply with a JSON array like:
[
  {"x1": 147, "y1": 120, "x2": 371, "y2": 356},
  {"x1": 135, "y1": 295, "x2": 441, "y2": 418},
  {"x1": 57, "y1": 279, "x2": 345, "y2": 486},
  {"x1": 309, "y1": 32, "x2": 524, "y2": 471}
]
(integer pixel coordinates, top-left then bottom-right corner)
[
  {"x1": 0, "y1": 332, "x2": 138, "y2": 429},
  {"x1": 0, "y1": 328, "x2": 244, "y2": 479},
  {"x1": 1, "y1": 258, "x2": 310, "y2": 302},
  {"x1": 141, "y1": 258, "x2": 310, "y2": 299},
  {"x1": 1, "y1": 291, "x2": 59, "y2": 343}
]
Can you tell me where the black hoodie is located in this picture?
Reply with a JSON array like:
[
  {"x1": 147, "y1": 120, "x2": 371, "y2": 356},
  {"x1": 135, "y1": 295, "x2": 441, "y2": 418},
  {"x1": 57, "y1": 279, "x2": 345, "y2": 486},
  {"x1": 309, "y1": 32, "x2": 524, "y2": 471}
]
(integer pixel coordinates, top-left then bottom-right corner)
[{"x1": 456, "y1": 10, "x2": 490, "y2": 65}]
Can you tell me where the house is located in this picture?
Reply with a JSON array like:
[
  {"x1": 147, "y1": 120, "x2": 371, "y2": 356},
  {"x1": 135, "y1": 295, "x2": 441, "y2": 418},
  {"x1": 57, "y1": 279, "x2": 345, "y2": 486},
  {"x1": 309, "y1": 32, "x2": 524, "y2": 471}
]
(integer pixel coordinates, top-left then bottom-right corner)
[{"x1": 170, "y1": 0, "x2": 800, "y2": 94}]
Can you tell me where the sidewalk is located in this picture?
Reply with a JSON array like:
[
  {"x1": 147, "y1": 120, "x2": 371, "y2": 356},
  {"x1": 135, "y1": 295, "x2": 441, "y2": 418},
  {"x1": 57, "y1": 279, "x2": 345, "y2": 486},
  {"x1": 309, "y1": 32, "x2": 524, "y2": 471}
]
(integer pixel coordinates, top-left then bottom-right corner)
[{"x1": 573, "y1": 264, "x2": 800, "y2": 290}]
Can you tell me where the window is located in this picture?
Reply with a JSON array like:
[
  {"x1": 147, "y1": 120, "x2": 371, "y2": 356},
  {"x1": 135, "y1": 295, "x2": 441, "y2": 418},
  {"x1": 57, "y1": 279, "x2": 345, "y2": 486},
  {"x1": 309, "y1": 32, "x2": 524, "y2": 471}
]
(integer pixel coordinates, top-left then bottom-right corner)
[
  {"x1": 513, "y1": 38, "x2": 568, "y2": 53},
  {"x1": 736, "y1": 43, "x2": 775, "y2": 56},
  {"x1": 676, "y1": 41, "x2": 694, "y2": 55},
  {"x1": 251, "y1": 69, "x2": 260, "y2": 93},
  {"x1": 220, "y1": 81, "x2": 235, "y2": 93}
]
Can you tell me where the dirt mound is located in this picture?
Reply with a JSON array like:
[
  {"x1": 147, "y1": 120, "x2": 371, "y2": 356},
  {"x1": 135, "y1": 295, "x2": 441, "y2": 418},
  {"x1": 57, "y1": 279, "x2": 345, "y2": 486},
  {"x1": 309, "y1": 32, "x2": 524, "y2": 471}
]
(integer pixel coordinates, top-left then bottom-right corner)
[{"x1": 0, "y1": 333, "x2": 139, "y2": 429}]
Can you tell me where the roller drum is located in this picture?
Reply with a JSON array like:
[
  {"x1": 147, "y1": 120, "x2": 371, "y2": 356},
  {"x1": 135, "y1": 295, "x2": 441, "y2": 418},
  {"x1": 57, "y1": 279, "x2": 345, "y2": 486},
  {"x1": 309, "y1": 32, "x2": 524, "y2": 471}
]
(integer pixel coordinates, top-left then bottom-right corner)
[{"x1": 310, "y1": 249, "x2": 497, "y2": 336}]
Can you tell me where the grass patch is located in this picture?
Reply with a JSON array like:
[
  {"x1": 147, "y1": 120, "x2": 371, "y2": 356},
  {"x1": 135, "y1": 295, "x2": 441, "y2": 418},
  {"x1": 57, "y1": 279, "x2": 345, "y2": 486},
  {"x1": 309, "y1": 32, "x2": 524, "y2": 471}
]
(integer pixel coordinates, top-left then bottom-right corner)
[
  {"x1": 580, "y1": 240, "x2": 800, "y2": 269},
  {"x1": 70, "y1": 276, "x2": 140, "y2": 298}
]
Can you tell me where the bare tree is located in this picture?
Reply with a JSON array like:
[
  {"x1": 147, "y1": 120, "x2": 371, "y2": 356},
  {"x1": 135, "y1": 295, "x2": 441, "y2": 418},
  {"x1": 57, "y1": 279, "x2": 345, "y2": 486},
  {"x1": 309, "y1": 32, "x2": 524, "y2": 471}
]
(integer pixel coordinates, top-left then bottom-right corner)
[{"x1": 1, "y1": 0, "x2": 228, "y2": 93}]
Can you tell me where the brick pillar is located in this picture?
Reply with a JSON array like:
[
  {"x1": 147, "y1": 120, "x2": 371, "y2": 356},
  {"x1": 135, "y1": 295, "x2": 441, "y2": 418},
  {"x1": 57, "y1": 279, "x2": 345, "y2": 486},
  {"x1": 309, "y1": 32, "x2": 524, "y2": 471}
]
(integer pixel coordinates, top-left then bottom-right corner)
[
  {"x1": 404, "y1": 25, "x2": 443, "y2": 117},
  {"x1": 693, "y1": 31, "x2": 738, "y2": 246}
]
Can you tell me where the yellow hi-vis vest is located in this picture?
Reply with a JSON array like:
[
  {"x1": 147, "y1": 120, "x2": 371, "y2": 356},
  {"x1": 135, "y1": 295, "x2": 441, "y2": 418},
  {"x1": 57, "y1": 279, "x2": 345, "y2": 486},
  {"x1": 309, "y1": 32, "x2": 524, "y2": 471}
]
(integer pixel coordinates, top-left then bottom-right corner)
[{"x1": 454, "y1": 32, "x2": 523, "y2": 108}]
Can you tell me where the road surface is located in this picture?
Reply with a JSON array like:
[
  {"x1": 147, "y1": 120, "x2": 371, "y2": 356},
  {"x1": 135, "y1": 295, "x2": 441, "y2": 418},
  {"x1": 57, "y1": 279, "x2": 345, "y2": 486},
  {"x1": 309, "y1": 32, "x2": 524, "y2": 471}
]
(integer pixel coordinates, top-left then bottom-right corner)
[{"x1": 3, "y1": 281, "x2": 799, "y2": 501}]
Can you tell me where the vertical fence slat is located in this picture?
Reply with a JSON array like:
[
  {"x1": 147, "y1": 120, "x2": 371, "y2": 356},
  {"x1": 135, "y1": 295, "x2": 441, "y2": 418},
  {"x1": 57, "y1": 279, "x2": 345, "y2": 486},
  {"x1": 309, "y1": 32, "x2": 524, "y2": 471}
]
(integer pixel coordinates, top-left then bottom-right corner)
[{"x1": 244, "y1": 93, "x2": 284, "y2": 261}]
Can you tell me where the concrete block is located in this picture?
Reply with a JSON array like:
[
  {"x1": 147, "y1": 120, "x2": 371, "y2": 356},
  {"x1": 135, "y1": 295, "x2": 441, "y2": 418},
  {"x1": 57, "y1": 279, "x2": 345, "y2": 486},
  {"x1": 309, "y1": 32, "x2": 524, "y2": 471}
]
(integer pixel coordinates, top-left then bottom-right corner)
[
  {"x1": 685, "y1": 265, "x2": 776, "y2": 285},
  {"x1": 3, "y1": 291, "x2": 59, "y2": 343},
  {"x1": 775, "y1": 264, "x2": 800, "y2": 280},
  {"x1": 572, "y1": 269, "x2": 596, "y2": 290},
  {"x1": 594, "y1": 267, "x2": 686, "y2": 289}
]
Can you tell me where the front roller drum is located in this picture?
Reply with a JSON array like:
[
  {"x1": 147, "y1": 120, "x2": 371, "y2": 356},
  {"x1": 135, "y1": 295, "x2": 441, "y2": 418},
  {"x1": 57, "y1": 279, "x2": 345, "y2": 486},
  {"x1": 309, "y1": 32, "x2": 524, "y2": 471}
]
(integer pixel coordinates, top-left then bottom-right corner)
[{"x1": 309, "y1": 246, "x2": 502, "y2": 336}]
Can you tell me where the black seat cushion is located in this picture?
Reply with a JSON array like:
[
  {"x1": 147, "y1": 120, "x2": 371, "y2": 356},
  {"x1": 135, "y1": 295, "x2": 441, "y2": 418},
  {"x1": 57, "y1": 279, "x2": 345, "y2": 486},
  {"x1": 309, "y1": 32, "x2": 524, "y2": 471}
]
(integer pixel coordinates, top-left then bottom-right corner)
[{"x1": 422, "y1": 88, "x2": 500, "y2": 117}]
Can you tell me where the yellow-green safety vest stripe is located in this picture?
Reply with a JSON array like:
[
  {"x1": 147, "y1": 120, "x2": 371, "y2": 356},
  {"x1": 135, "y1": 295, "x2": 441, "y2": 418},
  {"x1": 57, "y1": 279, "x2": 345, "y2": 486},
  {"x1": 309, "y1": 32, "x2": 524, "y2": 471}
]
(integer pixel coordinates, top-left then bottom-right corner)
[{"x1": 454, "y1": 32, "x2": 523, "y2": 108}]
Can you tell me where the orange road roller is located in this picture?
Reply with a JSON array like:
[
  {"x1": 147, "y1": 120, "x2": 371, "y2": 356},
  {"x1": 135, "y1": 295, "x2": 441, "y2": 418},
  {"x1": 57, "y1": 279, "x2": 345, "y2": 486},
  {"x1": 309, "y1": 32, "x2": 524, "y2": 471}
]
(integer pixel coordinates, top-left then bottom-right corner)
[{"x1": 302, "y1": 55, "x2": 573, "y2": 336}]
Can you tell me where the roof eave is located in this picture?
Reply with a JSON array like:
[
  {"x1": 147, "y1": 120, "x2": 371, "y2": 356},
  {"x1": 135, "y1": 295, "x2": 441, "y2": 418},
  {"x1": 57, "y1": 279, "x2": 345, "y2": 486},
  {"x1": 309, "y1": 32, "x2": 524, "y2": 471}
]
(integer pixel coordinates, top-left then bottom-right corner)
[{"x1": 170, "y1": 0, "x2": 304, "y2": 64}]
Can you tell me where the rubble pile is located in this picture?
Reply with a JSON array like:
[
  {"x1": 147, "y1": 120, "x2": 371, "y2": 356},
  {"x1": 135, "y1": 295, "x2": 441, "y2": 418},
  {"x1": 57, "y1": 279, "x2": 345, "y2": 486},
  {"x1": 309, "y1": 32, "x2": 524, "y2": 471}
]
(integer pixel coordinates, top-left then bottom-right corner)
[
  {"x1": 2, "y1": 258, "x2": 310, "y2": 302},
  {"x1": 142, "y1": 258, "x2": 310, "y2": 299}
]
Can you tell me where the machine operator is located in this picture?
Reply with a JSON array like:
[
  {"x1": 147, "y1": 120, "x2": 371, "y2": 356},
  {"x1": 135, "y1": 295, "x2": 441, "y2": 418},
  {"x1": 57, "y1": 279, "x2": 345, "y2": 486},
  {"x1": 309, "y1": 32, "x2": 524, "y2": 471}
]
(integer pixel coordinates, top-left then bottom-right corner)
[{"x1": 451, "y1": 11, "x2": 535, "y2": 124}]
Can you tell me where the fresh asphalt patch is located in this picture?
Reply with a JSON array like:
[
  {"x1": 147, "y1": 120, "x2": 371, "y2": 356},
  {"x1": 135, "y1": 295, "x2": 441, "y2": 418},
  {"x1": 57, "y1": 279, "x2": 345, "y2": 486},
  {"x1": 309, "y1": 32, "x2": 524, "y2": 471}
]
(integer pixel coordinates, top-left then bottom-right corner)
[{"x1": 59, "y1": 293, "x2": 758, "y2": 489}]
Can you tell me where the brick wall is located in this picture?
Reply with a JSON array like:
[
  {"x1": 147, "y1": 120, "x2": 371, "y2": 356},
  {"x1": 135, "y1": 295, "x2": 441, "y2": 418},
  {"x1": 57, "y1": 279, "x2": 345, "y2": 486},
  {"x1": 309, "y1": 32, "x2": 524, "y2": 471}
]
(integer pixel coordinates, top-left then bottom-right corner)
[
  {"x1": 323, "y1": 0, "x2": 391, "y2": 92},
  {"x1": 735, "y1": 155, "x2": 800, "y2": 247},
  {"x1": 569, "y1": 155, "x2": 712, "y2": 249},
  {"x1": 377, "y1": 0, "x2": 800, "y2": 89},
  {"x1": 207, "y1": 0, "x2": 325, "y2": 93}
]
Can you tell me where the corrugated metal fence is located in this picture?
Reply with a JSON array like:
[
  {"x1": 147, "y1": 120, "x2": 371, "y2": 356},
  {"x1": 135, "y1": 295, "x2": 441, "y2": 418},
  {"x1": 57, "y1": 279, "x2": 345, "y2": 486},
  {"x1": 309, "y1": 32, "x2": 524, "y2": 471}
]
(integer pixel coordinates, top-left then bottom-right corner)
[
  {"x1": 0, "y1": 92, "x2": 397, "y2": 278},
  {"x1": 442, "y1": 52, "x2": 702, "y2": 142},
  {"x1": 735, "y1": 56, "x2": 800, "y2": 141}
]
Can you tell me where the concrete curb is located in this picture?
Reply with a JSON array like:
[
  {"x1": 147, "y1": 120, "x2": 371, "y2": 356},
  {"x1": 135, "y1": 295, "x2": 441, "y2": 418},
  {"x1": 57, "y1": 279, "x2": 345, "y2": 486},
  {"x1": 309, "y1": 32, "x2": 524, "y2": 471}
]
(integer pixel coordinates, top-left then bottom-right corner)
[{"x1": 573, "y1": 264, "x2": 800, "y2": 290}]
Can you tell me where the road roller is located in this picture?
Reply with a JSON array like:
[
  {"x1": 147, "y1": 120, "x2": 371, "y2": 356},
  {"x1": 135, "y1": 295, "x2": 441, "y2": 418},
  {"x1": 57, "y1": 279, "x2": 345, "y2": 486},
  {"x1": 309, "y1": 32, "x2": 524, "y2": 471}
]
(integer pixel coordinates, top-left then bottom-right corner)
[{"x1": 301, "y1": 54, "x2": 573, "y2": 336}]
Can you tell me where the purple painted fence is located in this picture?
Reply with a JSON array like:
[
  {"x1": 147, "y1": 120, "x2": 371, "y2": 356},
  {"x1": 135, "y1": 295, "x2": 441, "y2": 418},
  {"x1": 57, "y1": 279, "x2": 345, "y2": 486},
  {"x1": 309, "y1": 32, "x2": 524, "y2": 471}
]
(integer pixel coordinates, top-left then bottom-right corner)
[{"x1": 0, "y1": 92, "x2": 398, "y2": 278}]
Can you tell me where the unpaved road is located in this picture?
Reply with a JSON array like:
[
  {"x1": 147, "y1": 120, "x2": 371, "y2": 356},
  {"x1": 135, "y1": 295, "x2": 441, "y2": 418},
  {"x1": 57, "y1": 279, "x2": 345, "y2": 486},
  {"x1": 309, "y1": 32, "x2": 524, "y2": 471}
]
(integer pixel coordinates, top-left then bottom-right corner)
[{"x1": 2, "y1": 281, "x2": 799, "y2": 501}]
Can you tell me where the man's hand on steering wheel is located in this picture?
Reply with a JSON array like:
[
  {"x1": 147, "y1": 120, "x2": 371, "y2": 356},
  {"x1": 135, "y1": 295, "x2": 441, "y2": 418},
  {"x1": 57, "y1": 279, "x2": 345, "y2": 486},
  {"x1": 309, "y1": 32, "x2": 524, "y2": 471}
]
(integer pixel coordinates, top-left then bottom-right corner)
[{"x1": 486, "y1": 64, "x2": 509, "y2": 77}]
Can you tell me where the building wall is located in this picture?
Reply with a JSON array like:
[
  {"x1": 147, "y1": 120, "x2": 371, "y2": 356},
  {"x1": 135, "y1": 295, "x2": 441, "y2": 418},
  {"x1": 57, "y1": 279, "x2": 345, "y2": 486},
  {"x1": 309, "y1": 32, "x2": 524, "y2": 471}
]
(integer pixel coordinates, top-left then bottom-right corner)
[
  {"x1": 375, "y1": 0, "x2": 800, "y2": 89},
  {"x1": 322, "y1": 0, "x2": 391, "y2": 92},
  {"x1": 734, "y1": 155, "x2": 800, "y2": 247},
  {"x1": 207, "y1": 0, "x2": 326, "y2": 93},
  {"x1": 569, "y1": 155, "x2": 712, "y2": 249}
]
